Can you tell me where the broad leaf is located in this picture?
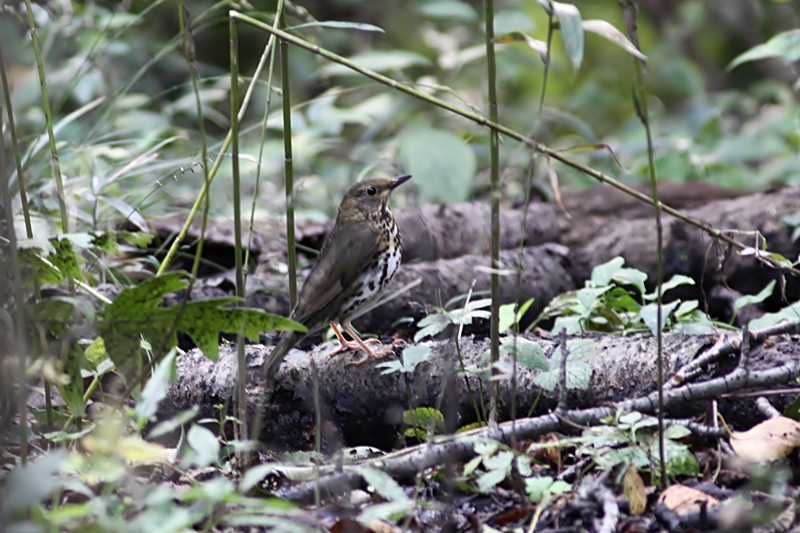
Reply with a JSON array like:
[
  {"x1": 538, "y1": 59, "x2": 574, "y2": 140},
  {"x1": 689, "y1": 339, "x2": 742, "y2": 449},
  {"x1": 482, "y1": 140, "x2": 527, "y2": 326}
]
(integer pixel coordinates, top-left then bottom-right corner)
[
  {"x1": 98, "y1": 272, "x2": 305, "y2": 375},
  {"x1": 399, "y1": 127, "x2": 476, "y2": 203},
  {"x1": 582, "y1": 19, "x2": 646, "y2": 61},
  {"x1": 356, "y1": 467, "x2": 410, "y2": 502},
  {"x1": 729, "y1": 29, "x2": 800, "y2": 70},
  {"x1": 553, "y1": 2, "x2": 583, "y2": 71}
]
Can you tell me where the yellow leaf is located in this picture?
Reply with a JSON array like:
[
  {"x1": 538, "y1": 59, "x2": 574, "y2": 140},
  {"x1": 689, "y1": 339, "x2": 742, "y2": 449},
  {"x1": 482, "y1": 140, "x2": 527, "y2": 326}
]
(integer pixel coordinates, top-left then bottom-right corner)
[
  {"x1": 730, "y1": 416, "x2": 800, "y2": 463},
  {"x1": 622, "y1": 465, "x2": 647, "y2": 515},
  {"x1": 658, "y1": 485, "x2": 720, "y2": 516}
]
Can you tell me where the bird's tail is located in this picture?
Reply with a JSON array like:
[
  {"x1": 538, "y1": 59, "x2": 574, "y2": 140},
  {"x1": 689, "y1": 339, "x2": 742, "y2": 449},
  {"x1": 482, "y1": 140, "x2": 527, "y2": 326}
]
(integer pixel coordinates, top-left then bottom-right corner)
[
  {"x1": 260, "y1": 329, "x2": 304, "y2": 390},
  {"x1": 252, "y1": 329, "x2": 304, "y2": 437}
]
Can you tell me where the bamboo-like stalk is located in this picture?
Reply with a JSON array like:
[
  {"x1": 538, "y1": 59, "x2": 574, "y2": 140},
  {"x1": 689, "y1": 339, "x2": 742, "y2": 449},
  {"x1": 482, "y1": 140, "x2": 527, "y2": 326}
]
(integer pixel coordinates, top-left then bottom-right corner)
[
  {"x1": 280, "y1": 10, "x2": 298, "y2": 309},
  {"x1": 483, "y1": 0, "x2": 501, "y2": 427},
  {"x1": 0, "y1": 96, "x2": 29, "y2": 462},
  {"x1": 229, "y1": 15, "x2": 248, "y2": 442},
  {"x1": 23, "y1": 0, "x2": 71, "y2": 294},
  {"x1": 23, "y1": 0, "x2": 67, "y2": 430},
  {"x1": 0, "y1": 47, "x2": 33, "y2": 241},
  {"x1": 247, "y1": 1, "x2": 288, "y2": 447},
  {"x1": 230, "y1": 12, "x2": 800, "y2": 278}
]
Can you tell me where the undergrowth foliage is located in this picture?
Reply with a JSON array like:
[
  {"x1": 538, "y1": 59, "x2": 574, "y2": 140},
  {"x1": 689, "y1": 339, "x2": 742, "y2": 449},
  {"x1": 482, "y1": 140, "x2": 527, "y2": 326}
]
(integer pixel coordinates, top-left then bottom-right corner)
[{"x1": 4, "y1": 0, "x2": 800, "y2": 532}]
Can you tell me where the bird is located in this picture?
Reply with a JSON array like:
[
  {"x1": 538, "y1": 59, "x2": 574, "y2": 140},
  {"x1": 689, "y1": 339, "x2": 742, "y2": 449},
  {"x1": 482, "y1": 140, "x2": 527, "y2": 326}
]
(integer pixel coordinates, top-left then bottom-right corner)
[{"x1": 260, "y1": 174, "x2": 411, "y2": 385}]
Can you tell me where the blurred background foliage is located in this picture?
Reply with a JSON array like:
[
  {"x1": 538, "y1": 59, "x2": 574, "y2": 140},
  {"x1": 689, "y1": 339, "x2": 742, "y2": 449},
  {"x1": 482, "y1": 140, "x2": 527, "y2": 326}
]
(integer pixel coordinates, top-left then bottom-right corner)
[{"x1": 3, "y1": 0, "x2": 800, "y2": 238}]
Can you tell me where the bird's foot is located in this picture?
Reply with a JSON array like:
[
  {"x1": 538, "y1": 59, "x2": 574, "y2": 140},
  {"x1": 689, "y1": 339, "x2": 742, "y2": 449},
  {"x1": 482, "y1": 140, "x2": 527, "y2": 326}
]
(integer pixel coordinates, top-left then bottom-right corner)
[
  {"x1": 328, "y1": 337, "x2": 381, "y2": 358},
  {"x1": 346, "y1": 341, "x2": 400, "y2": 367}
]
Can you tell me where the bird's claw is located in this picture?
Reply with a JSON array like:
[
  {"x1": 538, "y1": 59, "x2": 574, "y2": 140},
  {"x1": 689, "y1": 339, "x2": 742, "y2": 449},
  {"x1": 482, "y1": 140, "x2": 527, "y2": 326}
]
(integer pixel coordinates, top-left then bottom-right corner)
[
  {"x1": 328, "y1": 337, "x2": 381, "y2": 358},
  {"x1": 345, "y1": 342, "x2": 398, "y2": 367}
]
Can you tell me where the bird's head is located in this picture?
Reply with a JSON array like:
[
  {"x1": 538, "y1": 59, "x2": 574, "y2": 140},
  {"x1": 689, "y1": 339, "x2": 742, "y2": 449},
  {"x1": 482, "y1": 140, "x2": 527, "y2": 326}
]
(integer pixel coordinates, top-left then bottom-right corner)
[{"x1": 337, "y1": 174, "x2": 411, "y2": 221}]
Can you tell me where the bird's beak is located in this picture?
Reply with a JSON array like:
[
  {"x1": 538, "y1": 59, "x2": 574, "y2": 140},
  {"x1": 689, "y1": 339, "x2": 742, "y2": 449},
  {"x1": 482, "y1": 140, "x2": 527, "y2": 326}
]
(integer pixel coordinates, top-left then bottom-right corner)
[{"x1": 390, "y1": 174, "x2": 412, "y2": 189}]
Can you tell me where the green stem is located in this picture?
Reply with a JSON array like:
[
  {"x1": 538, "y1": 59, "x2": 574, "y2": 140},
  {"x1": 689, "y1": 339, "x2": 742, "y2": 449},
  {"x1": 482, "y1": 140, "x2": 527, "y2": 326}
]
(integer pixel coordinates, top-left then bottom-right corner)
[
  {"x1": 483, "y1": 0, "x2": 501, "y2": 427},
  {"x1": 0, "y1": 86, "x2": 29, "y2": 463},
  {"x1": 229, "y1": 14, "x2": 248, "y2": 443},
  {"x1": 229, "y1": 11, "x2": 800, "y2": 278},
  {"x1": 625, "y1": 2, "x2": 666, "y2": 486},
  {"x1": 23, "y1": 0, "x2": 72, "y2": 294},
  {"x1": 281, "y1": 11, "x2": 298, "y2": 310}
]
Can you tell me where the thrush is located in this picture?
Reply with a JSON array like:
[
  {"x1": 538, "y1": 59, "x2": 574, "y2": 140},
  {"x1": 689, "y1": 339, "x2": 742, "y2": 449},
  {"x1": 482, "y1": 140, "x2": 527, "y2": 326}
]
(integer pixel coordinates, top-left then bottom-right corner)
[{"x1": 261, "y1": 174, "x2": 411, "y2": 384}]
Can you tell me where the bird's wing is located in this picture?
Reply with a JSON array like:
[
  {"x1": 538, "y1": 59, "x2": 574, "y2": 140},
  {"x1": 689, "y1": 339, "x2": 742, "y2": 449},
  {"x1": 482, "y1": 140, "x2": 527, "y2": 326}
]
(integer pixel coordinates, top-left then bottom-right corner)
[{"x1": 293, "y1": 224, "x2": 378, "y2": 326}]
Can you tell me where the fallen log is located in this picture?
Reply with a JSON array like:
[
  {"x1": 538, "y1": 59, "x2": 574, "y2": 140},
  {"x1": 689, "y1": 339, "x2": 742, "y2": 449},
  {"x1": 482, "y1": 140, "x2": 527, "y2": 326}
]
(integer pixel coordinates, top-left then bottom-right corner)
[
  {"x1": 567, "y1": 188, "x2": 800, "y2": 319},
  {"x1": 160, "y1": 329, "x2": 800, "y2": 452}
]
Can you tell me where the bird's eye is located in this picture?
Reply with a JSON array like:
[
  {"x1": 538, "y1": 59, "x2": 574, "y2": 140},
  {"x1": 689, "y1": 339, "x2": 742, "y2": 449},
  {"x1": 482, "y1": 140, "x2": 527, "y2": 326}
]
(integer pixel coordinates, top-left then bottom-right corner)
[{"x1": 366, "y1": 187, "x2": 377, "y2": 196}]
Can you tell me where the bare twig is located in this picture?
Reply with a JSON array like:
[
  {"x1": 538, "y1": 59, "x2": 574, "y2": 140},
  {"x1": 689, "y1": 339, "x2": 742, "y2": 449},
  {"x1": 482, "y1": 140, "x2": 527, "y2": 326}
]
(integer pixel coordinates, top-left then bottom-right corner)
[{"x1": 557, "y1": 328, "x2": 569, "y2": 413}]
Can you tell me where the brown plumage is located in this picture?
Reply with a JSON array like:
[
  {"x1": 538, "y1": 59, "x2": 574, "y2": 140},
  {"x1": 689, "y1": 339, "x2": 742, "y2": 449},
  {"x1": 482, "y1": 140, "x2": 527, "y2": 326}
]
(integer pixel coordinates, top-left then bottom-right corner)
[{"x1": 261, "y1": 174, "x2": 411, "y2": 385}]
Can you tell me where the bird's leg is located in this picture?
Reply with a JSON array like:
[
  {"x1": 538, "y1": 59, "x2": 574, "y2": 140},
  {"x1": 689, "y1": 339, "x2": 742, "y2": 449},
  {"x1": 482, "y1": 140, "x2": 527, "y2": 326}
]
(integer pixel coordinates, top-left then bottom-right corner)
[
  {"x1": 342, "y1": 324, "x2": 396, "y2": 366},
  {"x1": 327, "y1": 323, "x2": 380, "y2": 358}
]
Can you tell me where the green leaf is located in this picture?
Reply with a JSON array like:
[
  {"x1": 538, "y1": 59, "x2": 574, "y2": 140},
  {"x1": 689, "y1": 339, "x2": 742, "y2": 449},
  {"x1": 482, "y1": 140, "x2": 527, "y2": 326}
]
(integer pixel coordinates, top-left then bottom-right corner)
[
  {"x1": 414, "y1": 312, "x2": 451, "y2": 341},
  {"x1": 613, "y1": 268, "x2": 648, "y2": 296},
  {"x1": 447, "y1": 298, "x2": 492, "y2": 324},
  {"x1": 729, "y1": 29, "x2": 800, "y2": 70},
  {"x1": 639, "y1": 301, "x2": 680, "y2": 336},
  {"x1": 483, "y1": 450, "x2": 514, "y2": 472},
  {"x1": 785, "y1": 393, "x2": 800, "y2": 421},
  {"x1": 186, "y1": 425, "x2": 219, "y2": 468},
  {"x1": 534, "y1": 340, "x2": 596, "y2": 391},
  {"x1": 356, "y1": 467, "x2": 410, "y2": 502},
  {"x1": 135, "y1": 348, "x2": 177, "y2": 425},
  {"x1": 179, "y1": 299, "x2": 304, "y2": 361},
  {"x1": 291, "y1": 21, "x2": 385, "y2": 32},
  {"x1": 525, "y1": 476, "x2": 571, "y2": 503},
  {"x1": 582, "y1": 19, "x2": 646, "y2": 61},
  {"x1": 419, "y1": 1, "x2": 478, "y2": 21},
  {"x1": 0, "y1": 451, "x2": 69, "y2": 519},
  {"x1": 498, "y1": 298, "x2": 535, "y2": 333},
  {"x1": 500, "y1": 337, "x2": 548, "y2": 371},
  {"x1": 319, "y1": 50, "x2": 430, "y2": 76},
  {"x1": 57, "y1": 345, "x2": 86, "y2": 418},
  {"x1": 577, "y1": 286, "x2": 611, "y2": 309},
  {"x1": 399, "y1": 127, "x2": 476, "y2": 203},
  {"x1": 401, "y1": 345, "x2": 431, "y2": 372},
  {"x1": 748, "y1": 300, "x2": 800, "y2": 330},
  {"x1": 50, "y1": 237, "x2": 84, "y2": 281},
  {"x1": 98, "y1": 272, "x2": 305, "y2": 375},
  {"x1": 645, "y1": 275, "x2": 695, "y2": 300},
  {"x1": 591, "y1": 257, "x2": 625, "y2": 286},
  {"x1": 463, "y1": 455, "x2": 483, "y2": 476},
  {"x1": 403, "y1": 407, "x2": 445, "y2": 440},
  {"x1": 118, "y1": 231, "x2": 154, "y2": 248},
  {"x1": 497, "y1": 31, "x2": 549, "y2": 63},
  {"x1": 553, "y1": 2, "x2": 583, "y2": 71},
  {"x1": 664, "y1": 425, "x2": 692, "y2": 440},
  {"x1": 674, "y1": 300, "x2": 699, "y2": 318},
  {"x1": 735, "y1": 280, "x2": 776, "y2": 310},
  {"x1": 652, "y1": 438, "x2": 699, "y2": 477},
  {"x1": 146, "y1": 406, "x2": 200, "y2": 440},
  {"x1": 477, "y1": 468, "x2": 506, "y2": 493}
]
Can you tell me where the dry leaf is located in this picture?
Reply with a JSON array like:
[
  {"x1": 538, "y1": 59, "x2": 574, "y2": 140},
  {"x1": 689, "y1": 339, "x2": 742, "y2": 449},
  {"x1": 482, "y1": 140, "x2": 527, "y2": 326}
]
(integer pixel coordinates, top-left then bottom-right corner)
[
  {"x1": 730, "y1": 416, "x2": 800, "y2": 463},
  {"x1": 658, "y1": 484, "x2": 720, "y2": 516},
  {"x1": 367, "y1": 520, "x2": 402, "y2": 533},
  {"x1": 623, "y1": 464, "x2": 647, "y2": 515}
]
